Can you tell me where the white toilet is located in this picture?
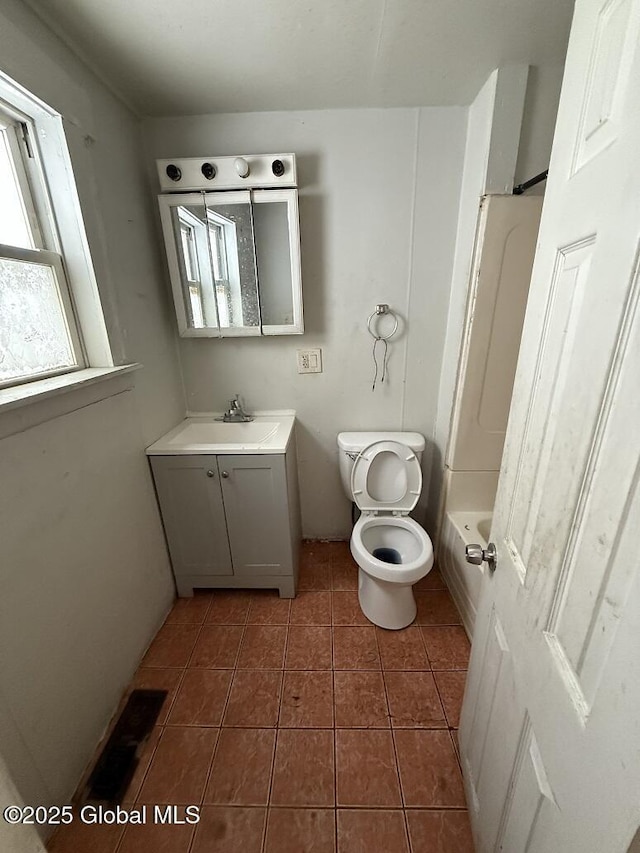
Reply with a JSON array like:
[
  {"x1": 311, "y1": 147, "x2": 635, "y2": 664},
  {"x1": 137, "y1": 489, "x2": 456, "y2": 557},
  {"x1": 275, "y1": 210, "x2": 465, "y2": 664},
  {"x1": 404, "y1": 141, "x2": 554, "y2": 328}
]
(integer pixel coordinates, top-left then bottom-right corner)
[{"x1": 337, "y1": 432, "x2": 434, "y2": 630}]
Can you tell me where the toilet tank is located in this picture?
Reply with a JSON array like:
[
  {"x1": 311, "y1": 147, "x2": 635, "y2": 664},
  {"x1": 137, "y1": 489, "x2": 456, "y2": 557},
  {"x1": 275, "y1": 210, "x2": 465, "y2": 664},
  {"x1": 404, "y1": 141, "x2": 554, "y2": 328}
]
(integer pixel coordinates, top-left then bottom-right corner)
[{"x1": 337, "y1": 431, "x2": 425, "y2": 500}]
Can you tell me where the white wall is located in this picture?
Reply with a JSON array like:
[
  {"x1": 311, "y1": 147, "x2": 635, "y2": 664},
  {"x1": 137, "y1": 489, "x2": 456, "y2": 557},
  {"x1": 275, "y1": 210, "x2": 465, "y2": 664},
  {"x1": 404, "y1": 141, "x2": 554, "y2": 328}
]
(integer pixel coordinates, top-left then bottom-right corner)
[
  {"x1": 144, "y1": 106, "x2": 467, "y2": 539},
  {"x1": 0, "y1": 0, "x2": 184, "y2": 815}
]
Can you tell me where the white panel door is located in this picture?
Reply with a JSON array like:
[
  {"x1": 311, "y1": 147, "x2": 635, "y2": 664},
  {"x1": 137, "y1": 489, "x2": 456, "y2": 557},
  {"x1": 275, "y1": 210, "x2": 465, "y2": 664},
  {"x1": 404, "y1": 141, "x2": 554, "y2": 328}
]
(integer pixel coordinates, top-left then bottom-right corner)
[{"x1": 459, "y1": 0, "x2": 640, "y2": 850}]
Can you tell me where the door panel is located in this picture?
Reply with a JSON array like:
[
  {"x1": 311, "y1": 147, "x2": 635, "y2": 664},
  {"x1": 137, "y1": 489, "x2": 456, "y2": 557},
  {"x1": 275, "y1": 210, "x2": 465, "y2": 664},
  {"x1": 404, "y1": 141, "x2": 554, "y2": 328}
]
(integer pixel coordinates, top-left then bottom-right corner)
[
  {"x1": 150, "y1": 456, "x2": 232, "y2": 576},
  {"x1": 220, "y1": 455, "x2": 291, "y2": 575},
  {"x1": 464, "y1": 607, "x2": 521, "y2": 849},
  {"x1": 459, "y1": 0, "x2": 640, "y2": 850},
  {"x1": 507, "y1": 238, "x2": 594, "y2": 572},
  {"x1": 571, "y1": 0, "x2": 639, "y2": 174},
  {"x1": 496, "y1": 720, "x2": 556, "y2": 853}
]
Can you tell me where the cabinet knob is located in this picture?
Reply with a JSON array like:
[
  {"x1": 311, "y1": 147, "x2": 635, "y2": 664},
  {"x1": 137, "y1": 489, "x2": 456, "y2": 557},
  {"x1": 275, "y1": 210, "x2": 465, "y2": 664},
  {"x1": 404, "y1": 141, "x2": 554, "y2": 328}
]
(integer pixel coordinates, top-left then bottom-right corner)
[
  {"x1": 206, "y1": 470, "x2": 215, "y2": 478},
  {"x1": 221, "y1": 471, "x2": 230, "y2": 478}
]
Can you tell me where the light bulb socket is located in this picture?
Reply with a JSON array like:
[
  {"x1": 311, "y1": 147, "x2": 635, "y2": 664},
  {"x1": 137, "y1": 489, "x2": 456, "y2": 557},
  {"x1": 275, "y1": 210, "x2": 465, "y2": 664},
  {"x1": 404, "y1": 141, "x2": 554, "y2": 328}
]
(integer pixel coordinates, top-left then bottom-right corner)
[{"x1": 201, "y1": 162, "x2": 216, "y2": 180}]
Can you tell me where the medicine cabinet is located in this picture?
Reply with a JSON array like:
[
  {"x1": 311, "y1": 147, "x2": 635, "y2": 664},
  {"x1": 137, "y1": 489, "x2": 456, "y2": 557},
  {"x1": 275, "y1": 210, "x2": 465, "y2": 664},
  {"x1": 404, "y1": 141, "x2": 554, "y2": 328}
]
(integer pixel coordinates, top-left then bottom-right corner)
[{"x1": 158, "y1": 188, "x2": 303, "y2": 337}]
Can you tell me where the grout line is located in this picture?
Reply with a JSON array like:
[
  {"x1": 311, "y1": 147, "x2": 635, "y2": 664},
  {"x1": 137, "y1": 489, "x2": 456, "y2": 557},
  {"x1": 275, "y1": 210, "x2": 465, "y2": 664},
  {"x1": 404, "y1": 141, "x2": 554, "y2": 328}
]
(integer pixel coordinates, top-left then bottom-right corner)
[
  {"x1": 330, "y1": 573, "x2": 339, "y2": 852},
  {"x1": 195, "y1": 608, "x2": 250, "y2": 833},
  {"x1": 332, "y1": 658, "x2": 338, "y2": 851},
  {"x1": 199, "y1": 803, "x2": 463, "y2": 810},
  {"x1": 449, "y1": 728, "x2": 464, "y2": 774},
  {"x1": 147, "y1": 602, "x2": 216, "y2": 853},
  {"x1": 112, "y1": 822, "x2": 127, "y2": 853},
  {"x1": 417, "y1": 619, "x2": 433, "y2": 670},
  {"x1": 158, "y1": 664, "x2": 189, "y2": 727},
  {"x1": 404, "y1": 808, "x2": 413, "y2": 853},
  {"x1": 374, "y1": 621, "x2": 414, "y2": 852},
  {"x1": 263, "y1": 715, "x2": 280, "y2": 851},
  {"x1": 113, "y1": 825, "x2": 127, "y2": 853},
  {"x1": 374, "y1": 628, "x2": 403, "y2": 779}
]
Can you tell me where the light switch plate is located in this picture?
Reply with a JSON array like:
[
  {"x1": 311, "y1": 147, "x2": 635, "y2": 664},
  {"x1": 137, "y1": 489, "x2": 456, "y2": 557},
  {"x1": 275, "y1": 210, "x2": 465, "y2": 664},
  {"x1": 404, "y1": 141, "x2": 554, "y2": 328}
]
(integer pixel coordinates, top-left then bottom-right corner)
[{"x1": 297, "y1": 348, "x2": 322, "y2": 374}]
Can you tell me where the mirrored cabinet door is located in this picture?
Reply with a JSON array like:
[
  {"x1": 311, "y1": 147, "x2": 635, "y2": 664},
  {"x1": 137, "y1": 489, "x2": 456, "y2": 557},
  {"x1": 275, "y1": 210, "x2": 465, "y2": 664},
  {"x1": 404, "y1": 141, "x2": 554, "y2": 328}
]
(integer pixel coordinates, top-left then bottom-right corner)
[
  {"x1": 160, "y1": 191, "x2": 260, "y2": 337},
  {"x1": 253, "y1": 189, "x2": 302, "y2": 335},
  {"x1": 158, "y1": 189, "x2": 303, "y2": 337},
  {"x1": 205, "y1": 195, "x2": 261, "y2": 334}
]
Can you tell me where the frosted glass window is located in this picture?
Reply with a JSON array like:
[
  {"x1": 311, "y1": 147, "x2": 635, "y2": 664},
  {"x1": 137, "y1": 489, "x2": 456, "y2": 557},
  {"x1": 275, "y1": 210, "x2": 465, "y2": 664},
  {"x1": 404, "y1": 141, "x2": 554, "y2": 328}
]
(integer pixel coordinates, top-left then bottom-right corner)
[{"x1": 0, "y1": 257, "x2": 77, "y2": 384}]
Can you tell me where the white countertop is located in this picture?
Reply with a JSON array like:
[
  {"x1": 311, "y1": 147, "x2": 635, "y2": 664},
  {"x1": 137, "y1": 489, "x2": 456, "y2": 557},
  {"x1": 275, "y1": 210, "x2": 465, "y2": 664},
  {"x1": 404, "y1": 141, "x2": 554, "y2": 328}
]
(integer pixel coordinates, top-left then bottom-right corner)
[{"x1": 146, "y1": 412, "x2": 296, "y2": 455}]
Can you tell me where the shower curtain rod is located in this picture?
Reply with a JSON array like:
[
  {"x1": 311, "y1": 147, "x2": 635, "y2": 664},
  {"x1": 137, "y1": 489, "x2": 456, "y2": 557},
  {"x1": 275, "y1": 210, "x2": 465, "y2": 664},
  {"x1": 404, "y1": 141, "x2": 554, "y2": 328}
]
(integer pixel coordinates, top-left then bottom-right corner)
[{"x1": 513, "y1": 169, "x2": 548, "y2": 195}]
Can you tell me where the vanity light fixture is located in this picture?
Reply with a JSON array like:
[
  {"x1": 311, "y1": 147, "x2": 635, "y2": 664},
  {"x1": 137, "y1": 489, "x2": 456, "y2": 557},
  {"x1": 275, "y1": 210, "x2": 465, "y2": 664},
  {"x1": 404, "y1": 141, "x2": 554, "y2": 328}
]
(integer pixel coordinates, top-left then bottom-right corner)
[
  {"x1": 156, "y1": 153, "x2": 296, "y2": 191},
  {"x1": 234, "y1": 157, "x2": 250, "y2": 178}
]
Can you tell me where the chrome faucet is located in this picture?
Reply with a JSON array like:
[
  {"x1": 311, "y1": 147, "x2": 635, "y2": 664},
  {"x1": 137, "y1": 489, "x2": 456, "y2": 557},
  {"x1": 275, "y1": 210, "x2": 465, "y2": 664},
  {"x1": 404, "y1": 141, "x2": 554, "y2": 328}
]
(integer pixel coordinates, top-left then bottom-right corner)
[{"x1": 221, "y1": 394, "x2": 253, "y2": 423}]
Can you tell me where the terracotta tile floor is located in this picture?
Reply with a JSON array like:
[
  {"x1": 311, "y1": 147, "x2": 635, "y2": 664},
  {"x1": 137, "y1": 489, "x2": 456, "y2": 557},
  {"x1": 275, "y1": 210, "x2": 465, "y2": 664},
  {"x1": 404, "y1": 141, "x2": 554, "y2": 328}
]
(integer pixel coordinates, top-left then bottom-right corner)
[{"x1": 48, "y1": 541, "x2": 474, "y2": 853}]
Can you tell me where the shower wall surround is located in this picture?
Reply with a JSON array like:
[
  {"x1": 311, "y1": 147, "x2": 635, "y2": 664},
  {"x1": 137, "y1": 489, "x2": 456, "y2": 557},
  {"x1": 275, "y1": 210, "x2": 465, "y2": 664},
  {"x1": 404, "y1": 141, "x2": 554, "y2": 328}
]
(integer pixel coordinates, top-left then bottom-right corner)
[{"x1": 440, "y1": 194, "x2": 543, "y2": 632}]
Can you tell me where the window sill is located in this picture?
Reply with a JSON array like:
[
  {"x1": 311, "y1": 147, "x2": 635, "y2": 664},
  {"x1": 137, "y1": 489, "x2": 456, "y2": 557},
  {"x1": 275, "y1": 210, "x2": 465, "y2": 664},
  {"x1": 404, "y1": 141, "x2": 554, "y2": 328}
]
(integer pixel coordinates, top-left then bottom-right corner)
[{"x1": 0, "y1": 365, "x2": 142, "y2": 440}]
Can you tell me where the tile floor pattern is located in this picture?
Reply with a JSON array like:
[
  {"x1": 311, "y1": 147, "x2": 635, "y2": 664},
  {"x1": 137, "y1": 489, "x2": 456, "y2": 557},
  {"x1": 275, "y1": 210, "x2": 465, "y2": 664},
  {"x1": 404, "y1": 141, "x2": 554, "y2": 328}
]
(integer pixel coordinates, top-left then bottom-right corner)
[{"x1": 48, "y1": 542, "x2": 474, "y2": 853}]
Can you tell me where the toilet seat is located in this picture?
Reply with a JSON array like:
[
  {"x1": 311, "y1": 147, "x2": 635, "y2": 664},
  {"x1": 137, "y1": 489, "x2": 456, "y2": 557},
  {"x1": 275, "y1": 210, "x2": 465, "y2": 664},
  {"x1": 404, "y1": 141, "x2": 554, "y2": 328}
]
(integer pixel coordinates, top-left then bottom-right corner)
[{"x1": 351, "y1": 440, "x2": 422, "y2": 514}]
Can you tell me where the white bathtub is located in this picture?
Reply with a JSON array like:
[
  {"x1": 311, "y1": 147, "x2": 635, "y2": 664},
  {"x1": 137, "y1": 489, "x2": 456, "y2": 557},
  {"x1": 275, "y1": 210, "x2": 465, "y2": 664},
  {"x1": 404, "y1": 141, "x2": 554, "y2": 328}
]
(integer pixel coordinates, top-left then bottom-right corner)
[
  {"x1": 453, "y1": 511, "x2": 492, "y2": 546},
  {"x1": 438, "y1": 511, "x2": 493, "y2": 637}
]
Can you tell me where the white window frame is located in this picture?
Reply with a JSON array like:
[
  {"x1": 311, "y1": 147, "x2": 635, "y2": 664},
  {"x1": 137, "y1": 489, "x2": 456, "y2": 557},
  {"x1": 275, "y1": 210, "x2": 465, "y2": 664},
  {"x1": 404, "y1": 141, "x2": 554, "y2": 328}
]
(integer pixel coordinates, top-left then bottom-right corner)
[
  {"x1": 0, "y1": 102, "x2": 87, "y2": 388},
  {"x1": 0, "y1": 114, "x2": 45, "y2": 250},
  {"x1": 206, "y1": 208, "x2": 241, "y2": 328},
  {"x1": 174, "y1": 205, "x2": 219, "y2": 330},
  {"x1": 0, "y1": 69, "x2": 129, "y2": 418},
  {"x1": 170, "y1": 200, "x2": 245, "y2": 332},
  {"x1": 178, "y1": 218, "x2": 205, "y2": 327}
]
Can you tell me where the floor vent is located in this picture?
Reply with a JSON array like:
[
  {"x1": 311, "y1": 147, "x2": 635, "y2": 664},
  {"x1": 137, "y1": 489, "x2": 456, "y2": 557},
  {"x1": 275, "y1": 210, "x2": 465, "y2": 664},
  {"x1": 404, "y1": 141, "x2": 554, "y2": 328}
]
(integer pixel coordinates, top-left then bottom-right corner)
[{"x1": 86, "y1": 689, "x2": 167, "y2": 802}]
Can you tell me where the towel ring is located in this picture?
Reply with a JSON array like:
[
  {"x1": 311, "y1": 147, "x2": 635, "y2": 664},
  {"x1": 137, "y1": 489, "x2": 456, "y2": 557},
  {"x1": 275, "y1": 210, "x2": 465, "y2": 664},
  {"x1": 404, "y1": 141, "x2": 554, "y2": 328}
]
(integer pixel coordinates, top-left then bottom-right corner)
[
  {"x1": 367, "y1": 304, "x2": 398, "y2": 392},
  {"x1": 367, "y1": 304, "x2": 398, "y2": 341}
]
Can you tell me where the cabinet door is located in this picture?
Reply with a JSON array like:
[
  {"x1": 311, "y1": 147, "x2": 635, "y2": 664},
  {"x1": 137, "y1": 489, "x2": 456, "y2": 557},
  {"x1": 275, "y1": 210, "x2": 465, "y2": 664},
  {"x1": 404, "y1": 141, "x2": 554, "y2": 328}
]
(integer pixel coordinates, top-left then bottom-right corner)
[
  {"x1": 150, "y1": 456, "x2": 232, "y2": 576},
  {"x1": 219, "y1": 455, "x2": 291, "y2": 576}
]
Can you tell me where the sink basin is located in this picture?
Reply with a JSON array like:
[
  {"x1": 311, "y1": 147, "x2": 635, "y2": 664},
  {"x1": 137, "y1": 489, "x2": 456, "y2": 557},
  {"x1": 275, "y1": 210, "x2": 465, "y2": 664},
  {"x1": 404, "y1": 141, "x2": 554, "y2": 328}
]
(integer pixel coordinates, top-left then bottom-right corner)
[
  {"x1": 171, "y1": 421, "x2": 279, "y2": 446},
  {"x1": 146, "y1": 414, "x2": 295, "y2": 455}
]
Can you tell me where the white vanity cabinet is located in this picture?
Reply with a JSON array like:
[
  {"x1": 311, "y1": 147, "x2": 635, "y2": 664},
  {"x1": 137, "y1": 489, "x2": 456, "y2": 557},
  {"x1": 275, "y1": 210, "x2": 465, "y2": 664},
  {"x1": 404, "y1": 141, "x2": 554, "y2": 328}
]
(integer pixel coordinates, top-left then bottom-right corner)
[{"x1": 150, "y1": 444, "x2": 300, "y2": 598}]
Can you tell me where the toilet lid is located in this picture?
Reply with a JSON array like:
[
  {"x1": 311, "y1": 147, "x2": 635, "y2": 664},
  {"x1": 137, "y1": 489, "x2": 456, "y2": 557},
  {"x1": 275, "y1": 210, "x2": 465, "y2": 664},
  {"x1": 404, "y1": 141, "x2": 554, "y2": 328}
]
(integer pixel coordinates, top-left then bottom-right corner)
[{"x1": 351, "y1": 440, "x2": 422, "y2": 514}]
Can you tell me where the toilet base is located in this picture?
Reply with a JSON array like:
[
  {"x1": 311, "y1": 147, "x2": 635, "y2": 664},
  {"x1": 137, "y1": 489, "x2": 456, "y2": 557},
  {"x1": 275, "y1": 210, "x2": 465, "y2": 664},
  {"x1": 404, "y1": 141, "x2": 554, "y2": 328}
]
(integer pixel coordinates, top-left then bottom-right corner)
[{"x1": 358, "y1": 567, "x2": 417, "y2": 630}]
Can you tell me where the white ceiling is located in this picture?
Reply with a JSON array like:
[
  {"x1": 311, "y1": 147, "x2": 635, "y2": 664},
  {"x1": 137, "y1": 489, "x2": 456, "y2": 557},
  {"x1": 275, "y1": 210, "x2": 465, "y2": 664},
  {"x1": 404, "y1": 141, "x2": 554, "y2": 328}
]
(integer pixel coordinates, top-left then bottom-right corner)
[{"x1": 26, "y1": 0, "x2": 574, "y2": 116}]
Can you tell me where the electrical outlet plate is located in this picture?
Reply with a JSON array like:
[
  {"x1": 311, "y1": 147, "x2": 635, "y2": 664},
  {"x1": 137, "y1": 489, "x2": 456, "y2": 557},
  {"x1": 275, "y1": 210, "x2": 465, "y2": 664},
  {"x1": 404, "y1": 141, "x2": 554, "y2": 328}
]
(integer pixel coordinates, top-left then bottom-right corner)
[{"x1": 297, "y1": 348, "x2": 322, "y2": 374}]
